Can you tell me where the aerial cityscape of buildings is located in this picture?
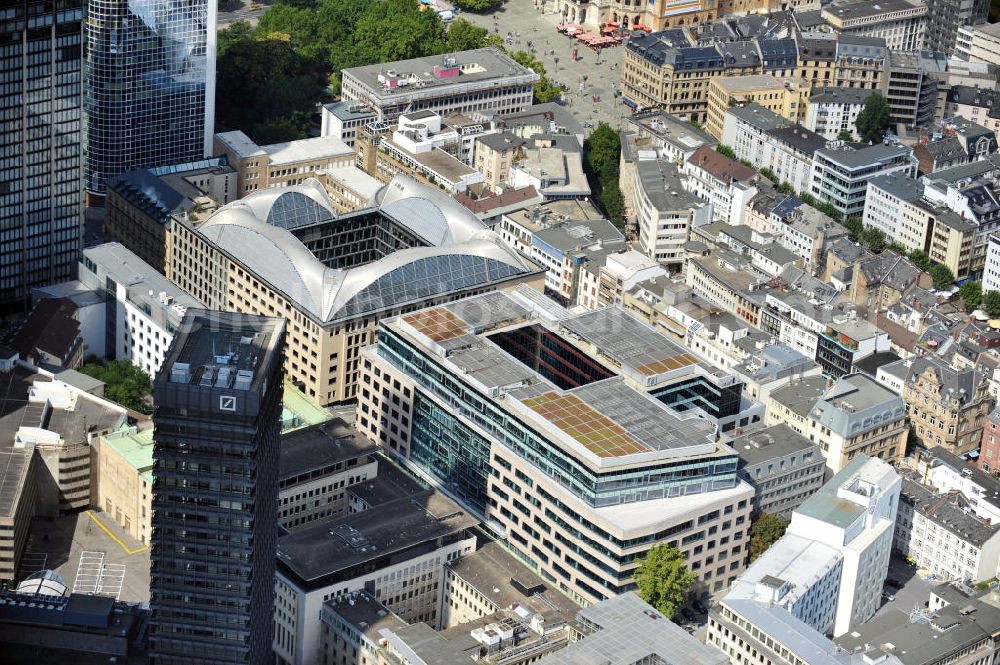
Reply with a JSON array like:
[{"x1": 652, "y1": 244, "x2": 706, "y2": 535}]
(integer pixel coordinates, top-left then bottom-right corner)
[{"x1": 11, "y1": 0, "x2": 1000, "y2": 663}]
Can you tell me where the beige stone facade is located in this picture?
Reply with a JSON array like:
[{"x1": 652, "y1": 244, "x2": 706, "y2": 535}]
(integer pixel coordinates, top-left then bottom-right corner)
[
  {"x1": 166, "y1": 180, "x2": 543, "y2": 405},
  {"x1": 214, "y1": 131, "x2": 356, "y2": 197},
  {"x1": 94, "y1": 428, "x2": 154, "y2": 544},
  {"x1": 706, "y1": 76, "x2": 809, "y2": 140},
  {"x1": 904, "y1": 360, "x2": 993, "y2": 455}
]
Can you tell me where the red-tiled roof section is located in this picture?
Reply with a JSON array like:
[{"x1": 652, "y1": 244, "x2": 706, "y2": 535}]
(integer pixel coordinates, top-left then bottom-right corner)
[{"x1": 687, "y1": 145, "x2": 757, "y2": 185}]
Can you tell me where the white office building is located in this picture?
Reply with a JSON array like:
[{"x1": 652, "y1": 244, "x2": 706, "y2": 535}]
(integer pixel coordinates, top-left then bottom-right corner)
[
  {"x1": 786, "y1": 455, "x2": 900, "y2": 637},
  {"x1": 894, "y1": 478, "x2": 1000, "y2": 583},
  {"x1": 708, "y1": 454, "x2": 901, "y2": 665},
  {"x1": 340, "y1": 48, "x2": 538, "y2": 123},
  {"x1": 984, "y1": 233, "x2": 1000, "y2": 293},
  {"x1": 77, "y1": 243, "x2": 202, "y2": 377},
  {"x1": 811, "y1": 142, "x2": 918, "y2": 218}
]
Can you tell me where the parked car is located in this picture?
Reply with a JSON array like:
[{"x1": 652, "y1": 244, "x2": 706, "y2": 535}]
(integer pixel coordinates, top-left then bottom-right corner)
[{"x1": 882, "y1": 591, "x2": 895, "y2": 602}]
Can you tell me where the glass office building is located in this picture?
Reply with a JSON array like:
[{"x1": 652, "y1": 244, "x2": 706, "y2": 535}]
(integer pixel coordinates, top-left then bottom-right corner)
[
  {"x1": 84, "y1": 0, "x2": 215, "y2": 196},
  {"x1": 359, "y1": 293, "x2": 756, "y2": 603},
  {"x1": 0, "y1": 1, "x2": 85, "y2": 307},
  {"x1": 149, "y1": 310, "x2": 285, "y2": 665}
]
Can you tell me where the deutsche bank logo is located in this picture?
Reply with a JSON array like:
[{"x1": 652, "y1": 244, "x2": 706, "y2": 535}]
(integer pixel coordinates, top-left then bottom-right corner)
[{"x1": 219, "y1": 395, "x2": 236, "y2": 412}]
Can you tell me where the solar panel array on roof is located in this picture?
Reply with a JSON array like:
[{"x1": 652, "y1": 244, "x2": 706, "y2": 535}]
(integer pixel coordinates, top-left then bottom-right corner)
[
  {"x1": 403, "y1": 307, "x2": 469, "y2": 342},
  {"x1": 521, "y1": 391, "x2": 652, "y2": 458},
  {"x1": 573, "y1": 380, "x2": 715, "y2": 451},
  {"x1": 562, "y1": 308, "x2": 701, "y2": 376}
]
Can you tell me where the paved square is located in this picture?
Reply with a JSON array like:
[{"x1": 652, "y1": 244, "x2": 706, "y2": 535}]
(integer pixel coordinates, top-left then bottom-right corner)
[{"x1": 458, "y1": 0, "x2": 634, "y2": 131}]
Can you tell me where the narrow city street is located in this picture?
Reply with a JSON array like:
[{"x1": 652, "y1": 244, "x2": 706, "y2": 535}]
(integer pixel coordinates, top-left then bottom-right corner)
[{"x1": 456, "y1": 1, "x2": 633, "y2": 131}]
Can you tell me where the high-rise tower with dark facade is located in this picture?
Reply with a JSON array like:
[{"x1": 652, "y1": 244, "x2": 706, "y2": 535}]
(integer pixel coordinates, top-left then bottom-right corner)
[
  {"x1": 149, "y1": 309, "x2": 285, "y2": 665},
  {"x1": 84, "y1": 0, "x2": 216, "y2": 197},
  {"x1": 0, "y1": 1, "x2": 85, "y2": 307}
]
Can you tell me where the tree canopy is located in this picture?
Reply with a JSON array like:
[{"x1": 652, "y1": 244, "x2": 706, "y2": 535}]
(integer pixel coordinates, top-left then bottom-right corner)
[
  {"x1": 749, "y1": 514, "x2": 789, "y2": 562},
  {"x1": 716, "y1": 144, "x2": 737, "y2": 160},
  {"x1": 960, "y1": 281, "x2": 983, "y2": 311},
  {"x1": 843, "y1": 216, "x2": 863, "y2": 243},
  {"x1": 860, "y1": 226, "x2": 886, "y2": 253},
  {"x1": 816, "y1": 201, "x2": 842, "y2": 222},
  {"x1": 985, "y1": 291, "x2": 1000, "y2": 318},
  {"x1": 452, "y1": 0, "x2": 501, "y2": 11},
  {"x1": 634, "y1": 544, "x2": 696, "y2": 619},
  {"x1": 930, "y1": 264, "x2": 956, "y2": 290},
  {"x1": 855, "y1": 93, "x2": 890, "y2": 144},
  {"x1": 584, "y1": 123, "x2": 625, "y2": 228},
  {"x1": 509, "y1": 51, "x2": 561, "y2": 103},
  {"x1": 80, "y1": 360, "x2": 153, "y2": 414},
  {"x1": 837, "y1": 129, "x2": 854, "y2": 141},
  {"x1": 908, "y1": 249, "x2": 932, "y2": 272}
]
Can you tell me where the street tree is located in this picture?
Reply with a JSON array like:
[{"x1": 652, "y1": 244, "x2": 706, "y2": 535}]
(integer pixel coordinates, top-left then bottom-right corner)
[
  {"x1": 634, "y1": 544, "x2": 696, "y2": 619},
  {"x1": 749, "y1": 514, "x2": 789, "y2": 562},
  {"x1": 855, "y1": 93, "x2": 891, "y2": 144},
  {"x1": 861, "y1": 226, "x2": 886, "y2": 253},
  {"x1": 908, "y1": 249, "x2": 932, "y2": 271},
  {"x1": 930, "y1": 264, "x2": 956, "y2": 290},
  {"x1": 960, "y1": 281, "x2": 983, "y2": 311},
  {"x1": 985, "y1": 291, "x2": 1000, "y2": 318},
  {"x1": 843, "y1": 216, "x2": 863, "y2": 242}
]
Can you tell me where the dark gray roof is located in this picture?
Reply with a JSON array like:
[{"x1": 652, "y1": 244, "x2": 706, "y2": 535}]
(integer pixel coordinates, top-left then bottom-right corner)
[
  {"x1": 109, "y1": 168, "x2": 196, "y2": 224},
  {"x1": 835, "y1": 604, "x2": 1000, "y2": 665},
  {"x1": 277, "y1": 463, "x2": 477, "y2": 588},
  {"x1": 837, "y1": 34, "x2": 887, "y2": 54},
  {"x1": 476, "y1": 132, "x2": 527, "y2": 152},
  {"x1": 625, "y1": 30, "x2": 690, "y2": 66},
  {"x1": 917, "y1": 137, "x2": 968, "y2": 162},
  {"x1": 795, "y1": 34, "x2": 837, "y2": 60},
  {"x1": 815, "y1": 142, "x2": 913, "y2": 169},
  {"x1": 757, "y1": 38, "x2": 798, "y2": 69},
  {"x1": 674, "y1": 45, "x2": 725, "y2": 71},
  {"x1": 765, "y1": 125, "x2": 826, "y2": 155},
  {"x1": 868, "y1": 173, "x2": 923, "y2": 200},
  {"x1": 901, "y1": 478, "x2": 1000, "y2": 547},
  {"x1": 858, "y1": 252, "x2": 922, "y2": 290},
  {"x1": 828, "y1": 237, "x2": 874, "y2": 264},
  {"x1": 732, "y1": 423, "x2": 821, "y2": 468},
  {"x1": 717, "y1": 41, "x2": 761, "y2": 68},
  {"x1": 852, "y1": 351, "x2": 902, "y2": 378},
  {"x1": 906, "y1": 356, "x2": 983, "y2": 405},
  {"x1": 726, "y1": 103, "x2": 792, "y2": 132},
  {"x1": 279, "y1": 419, "x2": 376, "y2": 482},
  {"x1": 499, "y1": 102, "x2": 584, "y2": 138},
  {"x1": 809, "y1": 86, "x2": 873, "y2": 105}
]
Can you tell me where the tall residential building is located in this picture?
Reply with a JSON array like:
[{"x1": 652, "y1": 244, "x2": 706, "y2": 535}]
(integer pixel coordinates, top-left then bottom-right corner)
[
  {"x1": 84, "y1": 0, "x2": 216, "y2": 196},
  {"x1": 0, "y1": 1, "x2": 85, "y2": 307},
  {"x1": 148, "y1": 310, "x2": 285, "y2": 665}
]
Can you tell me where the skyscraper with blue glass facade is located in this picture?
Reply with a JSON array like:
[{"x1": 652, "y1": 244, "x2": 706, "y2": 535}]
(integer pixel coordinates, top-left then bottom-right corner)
[
  {"x1": 84, "y1": 0, "x2": 215, "y2": 197},
  {"x1": 0, "y1": 1, "x2": 85, "y2": 307}
]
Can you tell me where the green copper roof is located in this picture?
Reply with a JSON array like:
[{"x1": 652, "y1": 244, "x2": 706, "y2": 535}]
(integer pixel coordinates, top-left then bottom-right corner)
[{"x1": 281, "y1": 381, "x2": 332, "y2": 432}]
